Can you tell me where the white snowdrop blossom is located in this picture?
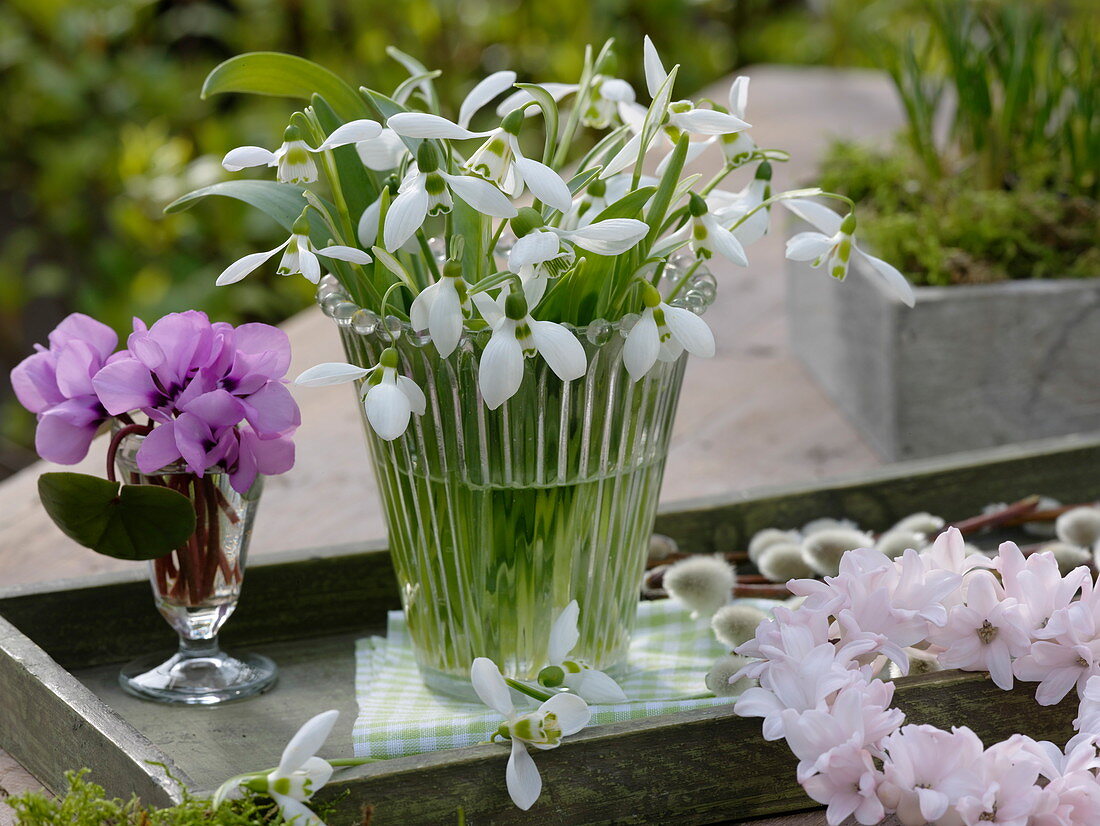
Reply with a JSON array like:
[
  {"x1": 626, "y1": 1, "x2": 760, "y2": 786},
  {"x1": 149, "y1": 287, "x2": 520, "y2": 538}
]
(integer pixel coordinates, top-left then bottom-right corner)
[
  {"x1": 602, "y1": 36, "x2": 751, "y2": 178},
  {"x1": 354, "y1": 127, "x2": 408, "y2": 171},
  {"x1": 223, "y1": 121, "x2": 383, "y2": 184},
  {"x1": 383, "y1": 143, "x2": 517, "y2": 251},
  {"x1": 471, "y1": 657, "x2": 590, "y2": 811},
  {"x1": 623, "y1": 284, "x2": 715, "y2": 381},
  {"x1": 214, "y1": 710, "x2": 340, "y2": 826},
  {"x1": 460, "y1": 110, "x2": 574, "y2": 213},
  {"x1": 217, "y1": 210, "x2": 372, "y2": 286},
  {"x1": 538, "y1": 600, "x2": 628, "y2": 703},
  {"x1": 506, "y1": 213, "x2": 649, "y2": 305},
  {"x1": 718, "y1": 76, "x2": 756, "y2": 167},
  {"x1": 409, "y1": 260, "x2": 471, "y2": 358},
  {"x1": 672, "y1": 192, "x2": 749, "y2": 266},
  {"x1": 783, "y1": 198, "x2": 916, "y2": 307},
  {"x1": 709, "y1": 161, "x2": 773, "y2": 247},
  {"x1": 477, "y1": 292, "x2": 587, "y2": 409},
  {"x1": 295, "y1": 350, "x2": 425, "y2": 441}
]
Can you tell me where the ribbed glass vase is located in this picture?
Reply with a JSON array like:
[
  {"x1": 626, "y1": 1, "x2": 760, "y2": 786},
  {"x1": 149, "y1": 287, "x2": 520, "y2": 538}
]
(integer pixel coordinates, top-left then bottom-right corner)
[{"x1": 319, "y1": 269, "x2": 714, "y2": 697}]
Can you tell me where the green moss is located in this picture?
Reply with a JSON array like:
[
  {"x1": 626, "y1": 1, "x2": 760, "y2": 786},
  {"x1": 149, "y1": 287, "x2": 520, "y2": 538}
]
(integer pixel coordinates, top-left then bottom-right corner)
[
  {"x1": 6, "y1": 770, "x2": 301, "y2": 825},
  {"x1": 816, "y1": 141, "x2": 1100, "y2": 286}
]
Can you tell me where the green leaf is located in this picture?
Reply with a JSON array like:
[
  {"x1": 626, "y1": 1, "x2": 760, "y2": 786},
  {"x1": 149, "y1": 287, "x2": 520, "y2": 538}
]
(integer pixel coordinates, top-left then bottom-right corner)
[
  {"x1": 514, "y1": 82, "x2": 559, "y2": 166},
  {"x1": 393, "y1": 70, "x2": 442, "y2": 106},
  {"x1": 371, "y1": 246, "x2": 420, "y2": 295},
  {"x1": 386, "y1": 46, "x2": 440, "y2": 113},
  {"x1": 201, "y1": 52, "x2": 366, "y2": 121},
  {"x1": 566, "y1": 167, "x2": 602, "y2": 195},
  {"x1": 165, "y1": 181, "x2": 306, "y2": 231},
  {"x1": 645, "y1": 134, "x2": 689, "y2": 250},
  {"x1": 38, "y1": 473, "x2": 196, "y2": 561},
  {"x1": 591, "y1": 186, "x2": 657, "y2": 223}
]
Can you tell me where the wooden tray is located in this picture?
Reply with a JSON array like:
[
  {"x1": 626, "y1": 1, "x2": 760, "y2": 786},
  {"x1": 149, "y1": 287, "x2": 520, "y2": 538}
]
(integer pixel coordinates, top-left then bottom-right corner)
[{"x1": 1, "y1": 434, "x2": 1096, "y2": 825}]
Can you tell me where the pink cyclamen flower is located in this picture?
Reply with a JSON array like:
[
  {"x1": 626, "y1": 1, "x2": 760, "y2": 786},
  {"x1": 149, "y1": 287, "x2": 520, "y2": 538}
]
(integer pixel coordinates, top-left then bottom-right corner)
[
  {"x1": 878, "y1": 724, "x2": 986, "y2": 825},
  {"x1": 800, "y1": 743, "x2": 885, "y2": 826},
  {"x1": 928, "y1": 571, "x2": 1031, "y2": 690},
  {"x1": 92, "y1": 311, "x2": 299, "y2": 492},
  {"x1": 10, "y1": 313, "x2": 122, "y2": 464}
]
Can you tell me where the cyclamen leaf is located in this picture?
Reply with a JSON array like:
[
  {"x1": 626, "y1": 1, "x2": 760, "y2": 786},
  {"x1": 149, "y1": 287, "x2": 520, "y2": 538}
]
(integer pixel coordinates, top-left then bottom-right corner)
[
  {"x1": 38, "y1": 473, "x2": 196, "y2": 561},
  {"x1": 165, "y1": 181, "x2": 306, "y2": 231},
  {"x1": 202, "y1": 52, "x2": 366, "y2": 121}
]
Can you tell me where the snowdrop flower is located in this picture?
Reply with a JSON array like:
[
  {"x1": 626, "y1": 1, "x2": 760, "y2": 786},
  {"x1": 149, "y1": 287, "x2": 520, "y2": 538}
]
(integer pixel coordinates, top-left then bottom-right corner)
[
  {"x1": 623, "y1": 283, "x2": 715, "y2": 382},
  {"x1": 354, "y1": 128, "x2": 408, "y2": 171},
  {"x1": 477, "y1": 291, "x2": 586, "y2": 409},
  {"x1": 458, "y1": 109, "x2": 574, "y2": 213},
  {"x1": 602, "y1": 37, "x2": 751, "y2": 178},
  {"x1": 672, "y1": 192, "x2": 749, "y2": 266},
  {"x1": 295, "y1": 350, "x2": 425, "y2": 441},
  {"x1": 456, "y1": 70, "x2": 518, "y2": 130},
  {"x1": 498, "y1": 75, "x2": 637, "y2": 129},
  {"x1": 928, "y1": 571, "x2": 1030, "y2": 690},
  {"x1": 537, "y1": 601, "x2": 628, "y2": 703},
  {"x1": 471, "y1": 657, "x2": 590, "y2": 811},
  {"x1": 718, "y1": 76, "x2": 756, "y2": 167},
  {"x1": 383, "y1": 143, "x2": 517, "y2": 251},
  {"x1": 223, "y1": 121, "x2": 382, "y2": 184},
  {"x1": 217, "y1": 210, "x2": 372, "y2": 286},
  {"x1": 783, "y1": 198, "x2": 916, "y2": 307},
  {"x1": 409, "y1": 260, "x2": 470, "y2": 358},
  {"x1": 214, "y1": 710, "x2": 340, "y2": 826},
  {"x1": 710, "y1": 161, "x2": 773, "y2": 247},
  {"x1": 662, "y1": 554, "x2": 735, "y2": 618},
  {"x1": 506, "y1": 210, "x2": 649, "y2": 305}
]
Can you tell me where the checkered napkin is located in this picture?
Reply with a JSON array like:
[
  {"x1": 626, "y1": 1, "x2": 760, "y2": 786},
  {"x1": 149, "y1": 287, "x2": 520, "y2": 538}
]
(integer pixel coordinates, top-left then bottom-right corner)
[{"x1": 352, "y1": 598, "x2": 774, "y2": 759}]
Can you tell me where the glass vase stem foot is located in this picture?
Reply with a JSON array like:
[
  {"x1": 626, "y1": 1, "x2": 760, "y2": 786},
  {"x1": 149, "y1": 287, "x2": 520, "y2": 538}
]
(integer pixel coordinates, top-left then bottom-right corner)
[{"x1": 119, "y1": 637, "x2": 277, "y2": 706}]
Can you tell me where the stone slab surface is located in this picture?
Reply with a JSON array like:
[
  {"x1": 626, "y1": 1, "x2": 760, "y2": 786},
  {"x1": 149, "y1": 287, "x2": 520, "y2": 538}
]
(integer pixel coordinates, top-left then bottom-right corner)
[{"x1": 0, "y1": 66, "x2": 902, "y2": 810}]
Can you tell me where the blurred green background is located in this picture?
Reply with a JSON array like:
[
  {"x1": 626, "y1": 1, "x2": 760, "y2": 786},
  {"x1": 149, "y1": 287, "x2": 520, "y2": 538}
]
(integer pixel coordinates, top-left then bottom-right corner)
[{"x1": 1, "y1": 0, "x2": 1095, "y2": 475}]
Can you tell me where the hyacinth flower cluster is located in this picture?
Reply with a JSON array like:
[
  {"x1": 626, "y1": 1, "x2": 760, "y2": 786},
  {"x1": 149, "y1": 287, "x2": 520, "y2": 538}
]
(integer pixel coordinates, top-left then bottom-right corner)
[
  {"x1": 733, "y1": 526, "x2": 1100, "y2": 825},
  {"x1": 10, "y1": 311, "x2": 299, "y2": 566},
  {"x1": 174, "y1": 37, "x2": 913, "y2": 441}
]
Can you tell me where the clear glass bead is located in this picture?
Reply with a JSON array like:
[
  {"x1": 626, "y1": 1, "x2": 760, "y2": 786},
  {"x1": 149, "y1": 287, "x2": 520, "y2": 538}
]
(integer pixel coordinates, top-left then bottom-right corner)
[
  {"x1": 586, "y1": 318, "x2": 614, "y2": 346},
  {"x1": 682, "y1": 292, "x2": 706, "y2": 315},
  {"x1": 428, "y1": 236, "x2": 447, "y2": 262},
  {"x1": 332, "y1": 301, "x2": 359, "y2": 327},
  {"x1": 320, "y1": 293, "x2": 346, "y2": 317},
  {"x1": 352, "y1": 309, "x2": 380, "y2": 335},
  {"x1": 619, "y1": 313, "x2": 640, "y2": 335},
  {"x1": 384, "y1": 315, "x2": 404, "y2": 341}
]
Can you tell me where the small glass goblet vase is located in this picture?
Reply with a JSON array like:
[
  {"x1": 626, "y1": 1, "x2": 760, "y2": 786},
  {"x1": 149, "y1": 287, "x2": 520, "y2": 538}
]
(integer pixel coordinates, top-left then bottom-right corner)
[{"x1": 115, "y1": 436, "x2": 277, "y2": 704}]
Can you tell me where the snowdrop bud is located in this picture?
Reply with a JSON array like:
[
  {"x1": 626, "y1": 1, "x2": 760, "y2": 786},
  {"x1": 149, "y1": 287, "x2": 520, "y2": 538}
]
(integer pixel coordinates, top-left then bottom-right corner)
[
  {"x1": 891, "y1": 512, "x2": 945, "y2": 538},
  {"x1": 757, "y1": 542, "x2": 815, "y2": 583},
  {"x1": 801, "y1": 517, "x2": 859, "y2": 535},
  {"x1": 705, "y1": 654, "x2": 754, "y2": 696},
  {"x1": 747, "y1": 528, "x2": 801, "y2": 565},
  {"x1": 1056, "y1": 507, "x2": 1100, "y2": 548},
  {"x1": 801, "y1": 528, "x2": 874, "y2": 577},
  {"x1": 416, "y1": 140, "x2": 440, "y2": 172},
  {"x1": 501, "y1": 107, "x2": 525, "y2": 135},
  {"x1": 887, "y1": 647, "x2": 941, "y2": 679},
  {"x1": 510, "y1": 206, "x2": 544, "y2": 238},
  {"x1": 1041, "y1": 541, "x2": 1092, "y2": 576},
  {"x1": 711, "y1": 604, "x2": 768, "y2": 649},
  {"x1": 876, "y1": 530, "x2": 927, "y2": 560},
  {"x1": 663, "y1": 554, "x2": 736, "y2": 618}
]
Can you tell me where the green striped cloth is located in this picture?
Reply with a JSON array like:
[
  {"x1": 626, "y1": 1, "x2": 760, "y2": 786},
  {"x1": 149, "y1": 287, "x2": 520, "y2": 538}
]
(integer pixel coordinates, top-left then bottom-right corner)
[{"x1": 352, "y1": 598, "x2": 773, "y2": 759}]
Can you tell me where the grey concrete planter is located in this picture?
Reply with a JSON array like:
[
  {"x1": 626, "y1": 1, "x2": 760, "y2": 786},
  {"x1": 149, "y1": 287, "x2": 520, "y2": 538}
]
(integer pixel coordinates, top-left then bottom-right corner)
[{"x1": 787, "y1": 254, "x2": 1100, "y2": 460}]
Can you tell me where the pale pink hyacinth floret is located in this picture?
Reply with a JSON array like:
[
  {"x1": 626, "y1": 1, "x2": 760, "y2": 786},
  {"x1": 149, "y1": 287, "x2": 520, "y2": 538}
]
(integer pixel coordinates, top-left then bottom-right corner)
[{"x1": 732, "y1": 530, "x2": 1100, "y2": 825}]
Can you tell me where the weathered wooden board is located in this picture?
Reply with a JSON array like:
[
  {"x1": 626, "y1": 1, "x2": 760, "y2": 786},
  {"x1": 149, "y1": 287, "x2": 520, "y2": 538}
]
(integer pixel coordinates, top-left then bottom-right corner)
[{"x1": 0, "y1": 434, "x2": 1095, "y2": 824}]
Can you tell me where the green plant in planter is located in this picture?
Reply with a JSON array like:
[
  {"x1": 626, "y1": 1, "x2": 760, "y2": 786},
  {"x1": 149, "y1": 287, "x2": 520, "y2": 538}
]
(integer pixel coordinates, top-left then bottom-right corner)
[{"x1": 817, "y1": 0, "x2": 1099, "y2": 286}]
